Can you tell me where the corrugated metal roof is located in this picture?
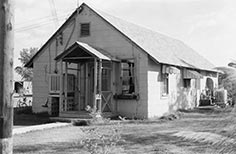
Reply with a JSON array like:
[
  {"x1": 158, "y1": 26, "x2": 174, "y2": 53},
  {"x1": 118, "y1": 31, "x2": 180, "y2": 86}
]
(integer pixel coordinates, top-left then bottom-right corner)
[{"x1": 86, "y1": 4, "x2": 216, "y2": 71}]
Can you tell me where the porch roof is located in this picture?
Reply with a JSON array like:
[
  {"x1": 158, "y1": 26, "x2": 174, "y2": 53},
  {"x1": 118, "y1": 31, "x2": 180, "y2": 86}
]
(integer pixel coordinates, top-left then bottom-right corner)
[{"x1": 55, "y1": 41, "x2": 117, "y2": 62}]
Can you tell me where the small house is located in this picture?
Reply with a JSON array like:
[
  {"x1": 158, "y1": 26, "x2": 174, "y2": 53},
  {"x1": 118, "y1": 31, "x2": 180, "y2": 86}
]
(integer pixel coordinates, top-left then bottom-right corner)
[{"x1": 25, "y1": 3, "x2": 218, "y2": 119}]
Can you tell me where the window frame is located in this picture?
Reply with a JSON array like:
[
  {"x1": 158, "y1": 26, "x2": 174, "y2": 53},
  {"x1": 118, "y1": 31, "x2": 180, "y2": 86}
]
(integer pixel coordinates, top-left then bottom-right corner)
[
  {"x1": 120, "y1": 60, "x2": 135, "y2": 95},
  {"x1": 80, "y1": 23, "x2": 90, "y2": 37},
  {"x1": 161, "y1": 73, "x2": 169, "y2": 97}
]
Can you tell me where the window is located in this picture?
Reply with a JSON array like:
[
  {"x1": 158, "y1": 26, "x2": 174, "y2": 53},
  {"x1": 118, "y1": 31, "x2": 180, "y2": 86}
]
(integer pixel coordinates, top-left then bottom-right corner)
[
  {"x1": 80, "y1": 23, "x2": 90, "y2": 37},
  {"x1": 183, "y1": 79, "x2": 191, "y2": 88},
  {"x1": 121, "y1": 60, "x2": 135, "y2": 95},
  {"x1": 101, "y1": 67, "x2": 111, "y2": 91},
  {"x1": 49, "y1": 74, "x2": 60, "y2": 93},
  {"x1": 162, "y1": 73, "x2": 169, "y2": 96},
  {"x1": 66, "y1": 74, "x2": 75, "y2": 93},
  {"x1": 48, "y1": 74, "x2": 75, "y2": 94}
]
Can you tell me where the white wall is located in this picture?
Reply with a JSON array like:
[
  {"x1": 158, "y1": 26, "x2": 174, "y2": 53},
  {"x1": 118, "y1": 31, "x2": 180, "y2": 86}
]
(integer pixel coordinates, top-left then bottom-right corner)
[{"x1": 147, "y1": 59, "x2": 218, "y2": 118}]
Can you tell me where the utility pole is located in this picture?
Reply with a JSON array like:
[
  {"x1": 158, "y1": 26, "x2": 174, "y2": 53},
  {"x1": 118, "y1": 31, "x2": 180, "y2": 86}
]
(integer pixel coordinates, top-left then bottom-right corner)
[{"x1": 0, "y1": 0, "x2": 14, "y2": 154}]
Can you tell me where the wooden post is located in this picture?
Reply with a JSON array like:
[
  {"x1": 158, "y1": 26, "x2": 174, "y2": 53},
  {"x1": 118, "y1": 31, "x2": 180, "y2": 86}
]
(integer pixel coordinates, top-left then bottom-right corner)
[
  {"x1": 59, "y1": 60, "x2": 63, "y2": 113},
  {"x1": 85, "y1": 63, "x2": 88, "y2": 107},
  {"x1": 93, "y1": 59, "x2": 97, "y2": 110},
  {"x1": 65, "y1": 62, "x2": 68, "y2": 111},
  {"x1": 77, "y1": 63, "x2": 81, "y2": 111},
  {"x1": 98, "y1": 59, "x2": 102, "y2": 112},
  {"x1": 0, "y1": 0, "x2": 14, "y2": 153}
]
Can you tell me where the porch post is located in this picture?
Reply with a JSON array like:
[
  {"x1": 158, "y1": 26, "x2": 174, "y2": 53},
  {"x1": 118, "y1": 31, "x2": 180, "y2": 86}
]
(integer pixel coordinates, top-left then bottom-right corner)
[
  {"x1": 93, "y1": 58, "x2": 98, "y2": 110},
  {"x1": 65, "y1": 62, "x2": 68, "y2": 111},
  {"x1": 85, "y1": 63, "x2": 88, "y2": 107},
  {"x1": 77, "y1": 63, "x2": 81, "y2": 111},
  {"x1": 59, "y1": 60, "x2": 63, "y2": 113},
  {"x1": 98, "y1": 59, "x2": 102, "y2": 112}
]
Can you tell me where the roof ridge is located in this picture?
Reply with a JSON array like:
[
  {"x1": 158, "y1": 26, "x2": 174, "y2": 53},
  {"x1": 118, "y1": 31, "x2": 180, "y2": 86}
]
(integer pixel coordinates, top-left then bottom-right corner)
[
  {"x1": 84, "y1": 3, "x2": 179, "y2": 42},
  {"x1": 83, "y1": 3, "x2": 216, "y2": 71}
]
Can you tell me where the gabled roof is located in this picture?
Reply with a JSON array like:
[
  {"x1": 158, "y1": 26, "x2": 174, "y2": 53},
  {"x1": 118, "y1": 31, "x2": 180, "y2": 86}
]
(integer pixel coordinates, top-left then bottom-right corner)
[
  {"x1": 55, "y1": 41, "x2": 114, "y2": 62},
  {"x1": 85, "y1": 3, "x2": 215, "y2": 72},
  {"x1": 25, "y1": 3, "x2": 216, "y2": 72}
]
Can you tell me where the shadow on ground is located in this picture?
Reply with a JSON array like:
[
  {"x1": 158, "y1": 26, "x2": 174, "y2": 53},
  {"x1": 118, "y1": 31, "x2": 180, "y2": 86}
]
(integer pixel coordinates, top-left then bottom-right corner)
[{"x1": 14, "y1": 107, "x2": 51, "y2": 126}]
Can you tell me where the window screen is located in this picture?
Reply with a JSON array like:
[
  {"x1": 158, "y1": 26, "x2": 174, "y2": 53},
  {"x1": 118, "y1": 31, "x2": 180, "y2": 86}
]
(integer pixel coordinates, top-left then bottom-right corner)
[
  {"x1": 80, "y1": 23, "x2": 90, "y2": 37},
  {"x1": 121, "y1": 60, "x2": 135, "y2": 94}
]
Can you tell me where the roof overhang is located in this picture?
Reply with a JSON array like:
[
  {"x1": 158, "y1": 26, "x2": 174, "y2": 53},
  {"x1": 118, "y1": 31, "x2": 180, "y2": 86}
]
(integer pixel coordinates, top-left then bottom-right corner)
[
  {"x1": 55, "y1": 41, "x2": 118, "y2": 63},
  {"x1": 183, "y1": 69, "x2": 203, "y2": 79}
]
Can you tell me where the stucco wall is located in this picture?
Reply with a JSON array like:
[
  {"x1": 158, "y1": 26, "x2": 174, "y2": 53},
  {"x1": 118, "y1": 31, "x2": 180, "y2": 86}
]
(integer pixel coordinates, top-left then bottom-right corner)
[
  {"x1": 147, "y1": 59, "x2": 218, "y2": 118},
  {"x1": 147, "y1": 59, "x2": 169, "y2": 118},
  {"x1": 199, "y1": 70, "x2": 218, "y2": 92}
]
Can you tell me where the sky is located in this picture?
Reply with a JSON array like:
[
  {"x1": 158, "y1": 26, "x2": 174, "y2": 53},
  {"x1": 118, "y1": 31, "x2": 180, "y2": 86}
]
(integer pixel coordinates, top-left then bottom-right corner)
[{"x1": 15, "y1": 0, "x2": 236, "y2": 80}]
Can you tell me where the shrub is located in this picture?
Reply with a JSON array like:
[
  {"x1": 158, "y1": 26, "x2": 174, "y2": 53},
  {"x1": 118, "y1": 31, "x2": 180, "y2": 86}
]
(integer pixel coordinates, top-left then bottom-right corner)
[
  {"x1": 81, "y1": 125, "x2": 124, "y2": 154},
  {"x1": 80, "y1": 105, "x2": 125, "y2": 154}
]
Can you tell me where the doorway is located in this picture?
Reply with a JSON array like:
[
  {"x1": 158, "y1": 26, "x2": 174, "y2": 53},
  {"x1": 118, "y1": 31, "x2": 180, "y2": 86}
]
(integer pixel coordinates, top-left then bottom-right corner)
[{"x1": 77, "y1": 61, "x2": 113, "y2": 112}]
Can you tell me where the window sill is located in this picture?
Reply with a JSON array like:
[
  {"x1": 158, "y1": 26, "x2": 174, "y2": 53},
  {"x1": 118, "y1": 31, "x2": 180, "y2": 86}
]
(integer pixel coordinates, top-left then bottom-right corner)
[
  {"x1": 114, "y1": 94, "x2": 139, "y2": 100},
  {"x1": 80, "y1": 35, "x2": 90, "y2": 37},
  {"x1": 161, "y1": 94, "x2": 169, "y2": 99}
]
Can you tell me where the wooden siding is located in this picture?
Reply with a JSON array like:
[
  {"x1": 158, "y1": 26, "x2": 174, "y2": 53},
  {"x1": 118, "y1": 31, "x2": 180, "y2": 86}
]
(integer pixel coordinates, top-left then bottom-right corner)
[
  {"x1": 32, "y1": 16, "x2": 78, "y2": 113},
  {"x1": 75, "y1": 6, "x2": 149, "y2": 118},
  {"x1": 32, "y1": 5, "x2": 149, "y2": 118},
  {"x1": 32, "y1": 49, "x2": 50, "y2": 113}
]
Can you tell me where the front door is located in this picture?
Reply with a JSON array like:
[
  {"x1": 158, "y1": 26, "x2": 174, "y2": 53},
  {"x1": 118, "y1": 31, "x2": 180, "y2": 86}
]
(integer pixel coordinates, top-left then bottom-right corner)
[
  {"x1": 101, "y1": 67, "x2": 112, "y2": 112},
  {"x1": 88, "y1": 62, "x2": 113, "y2": 112}
]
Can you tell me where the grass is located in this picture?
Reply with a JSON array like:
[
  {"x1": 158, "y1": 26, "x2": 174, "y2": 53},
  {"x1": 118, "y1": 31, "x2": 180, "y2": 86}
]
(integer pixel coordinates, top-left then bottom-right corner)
[{"x1": 13, "y1": 107, "x2": 236, "y2": 154}]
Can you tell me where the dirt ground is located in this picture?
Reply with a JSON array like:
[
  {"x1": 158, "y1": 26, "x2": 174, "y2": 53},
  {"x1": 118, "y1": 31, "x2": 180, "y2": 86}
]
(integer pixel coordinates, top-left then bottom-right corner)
[{"x1": 13, "y1": 108, "x2": 236, "y2": 154}]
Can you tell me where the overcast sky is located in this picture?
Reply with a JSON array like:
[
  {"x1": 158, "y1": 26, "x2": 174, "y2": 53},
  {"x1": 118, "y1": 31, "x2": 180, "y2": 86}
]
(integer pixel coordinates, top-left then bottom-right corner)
[{"x1": 15, "y1": 0, "x2": 236, "y2": 80}]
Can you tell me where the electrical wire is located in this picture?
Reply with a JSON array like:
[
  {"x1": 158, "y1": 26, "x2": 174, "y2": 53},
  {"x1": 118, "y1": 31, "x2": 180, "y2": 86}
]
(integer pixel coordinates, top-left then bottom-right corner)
[
  {"x1": 48, "y1": 0, "x2": 59, "y2": 28},
  {"x1": 15, "y1": 13, "x2": 71, "y2": 32},
  {"x1": 16, "y1": 8, "x2": 74, "y2": 27}
]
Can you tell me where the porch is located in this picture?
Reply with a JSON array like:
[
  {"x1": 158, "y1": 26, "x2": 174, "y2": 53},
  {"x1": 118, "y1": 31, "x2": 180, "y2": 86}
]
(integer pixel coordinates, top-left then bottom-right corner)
[{"x1": 49, "y1": 42, "x2": 118, "y2": 118}]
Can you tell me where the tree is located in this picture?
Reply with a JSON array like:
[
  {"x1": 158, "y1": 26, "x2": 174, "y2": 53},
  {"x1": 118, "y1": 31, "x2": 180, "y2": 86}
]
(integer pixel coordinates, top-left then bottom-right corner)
[
  {"x1": 216, "y1": 60, "x2": 236, "y2": 105},
  {"x1": 15, "y1": 47, "x2": 37, "y2": 81}
]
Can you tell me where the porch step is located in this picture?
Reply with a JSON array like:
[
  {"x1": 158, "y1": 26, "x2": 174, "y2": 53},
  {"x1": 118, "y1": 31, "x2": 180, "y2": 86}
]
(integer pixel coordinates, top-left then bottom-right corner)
[
  {"x1": 50, "y1": 117, "x2": 91, "y2": 123},
  {"x1": 59, "y1": 111, "x2": 116, "y2": 119},
  {"x1": 60, "y1": 111, "x2": 92, "y2": 119},
  {"x1": 50, "y1": 111, "x2": 117, "y2": 123}
]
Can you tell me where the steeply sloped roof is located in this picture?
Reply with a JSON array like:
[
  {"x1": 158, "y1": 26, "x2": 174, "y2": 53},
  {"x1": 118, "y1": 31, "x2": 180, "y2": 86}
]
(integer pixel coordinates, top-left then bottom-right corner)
[
  {"x1": 54, "y1": 41, "x2": 113, "y2": 61},
  {"x1": 85, "y1": 3, "x2": 215, "y2": 71},
  {"x1": 26, "y1": 3, "x2": 216, "y2": 72}
]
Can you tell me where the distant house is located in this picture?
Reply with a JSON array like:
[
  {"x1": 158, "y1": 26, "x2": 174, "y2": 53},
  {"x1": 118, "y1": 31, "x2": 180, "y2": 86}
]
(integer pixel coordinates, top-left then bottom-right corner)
[
  {"x1": 25, "y1": 3, "x2": 218, "y2": 118},
  {"x1": 13, "y1": 81, "x2": 32, "y2": 107}
]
